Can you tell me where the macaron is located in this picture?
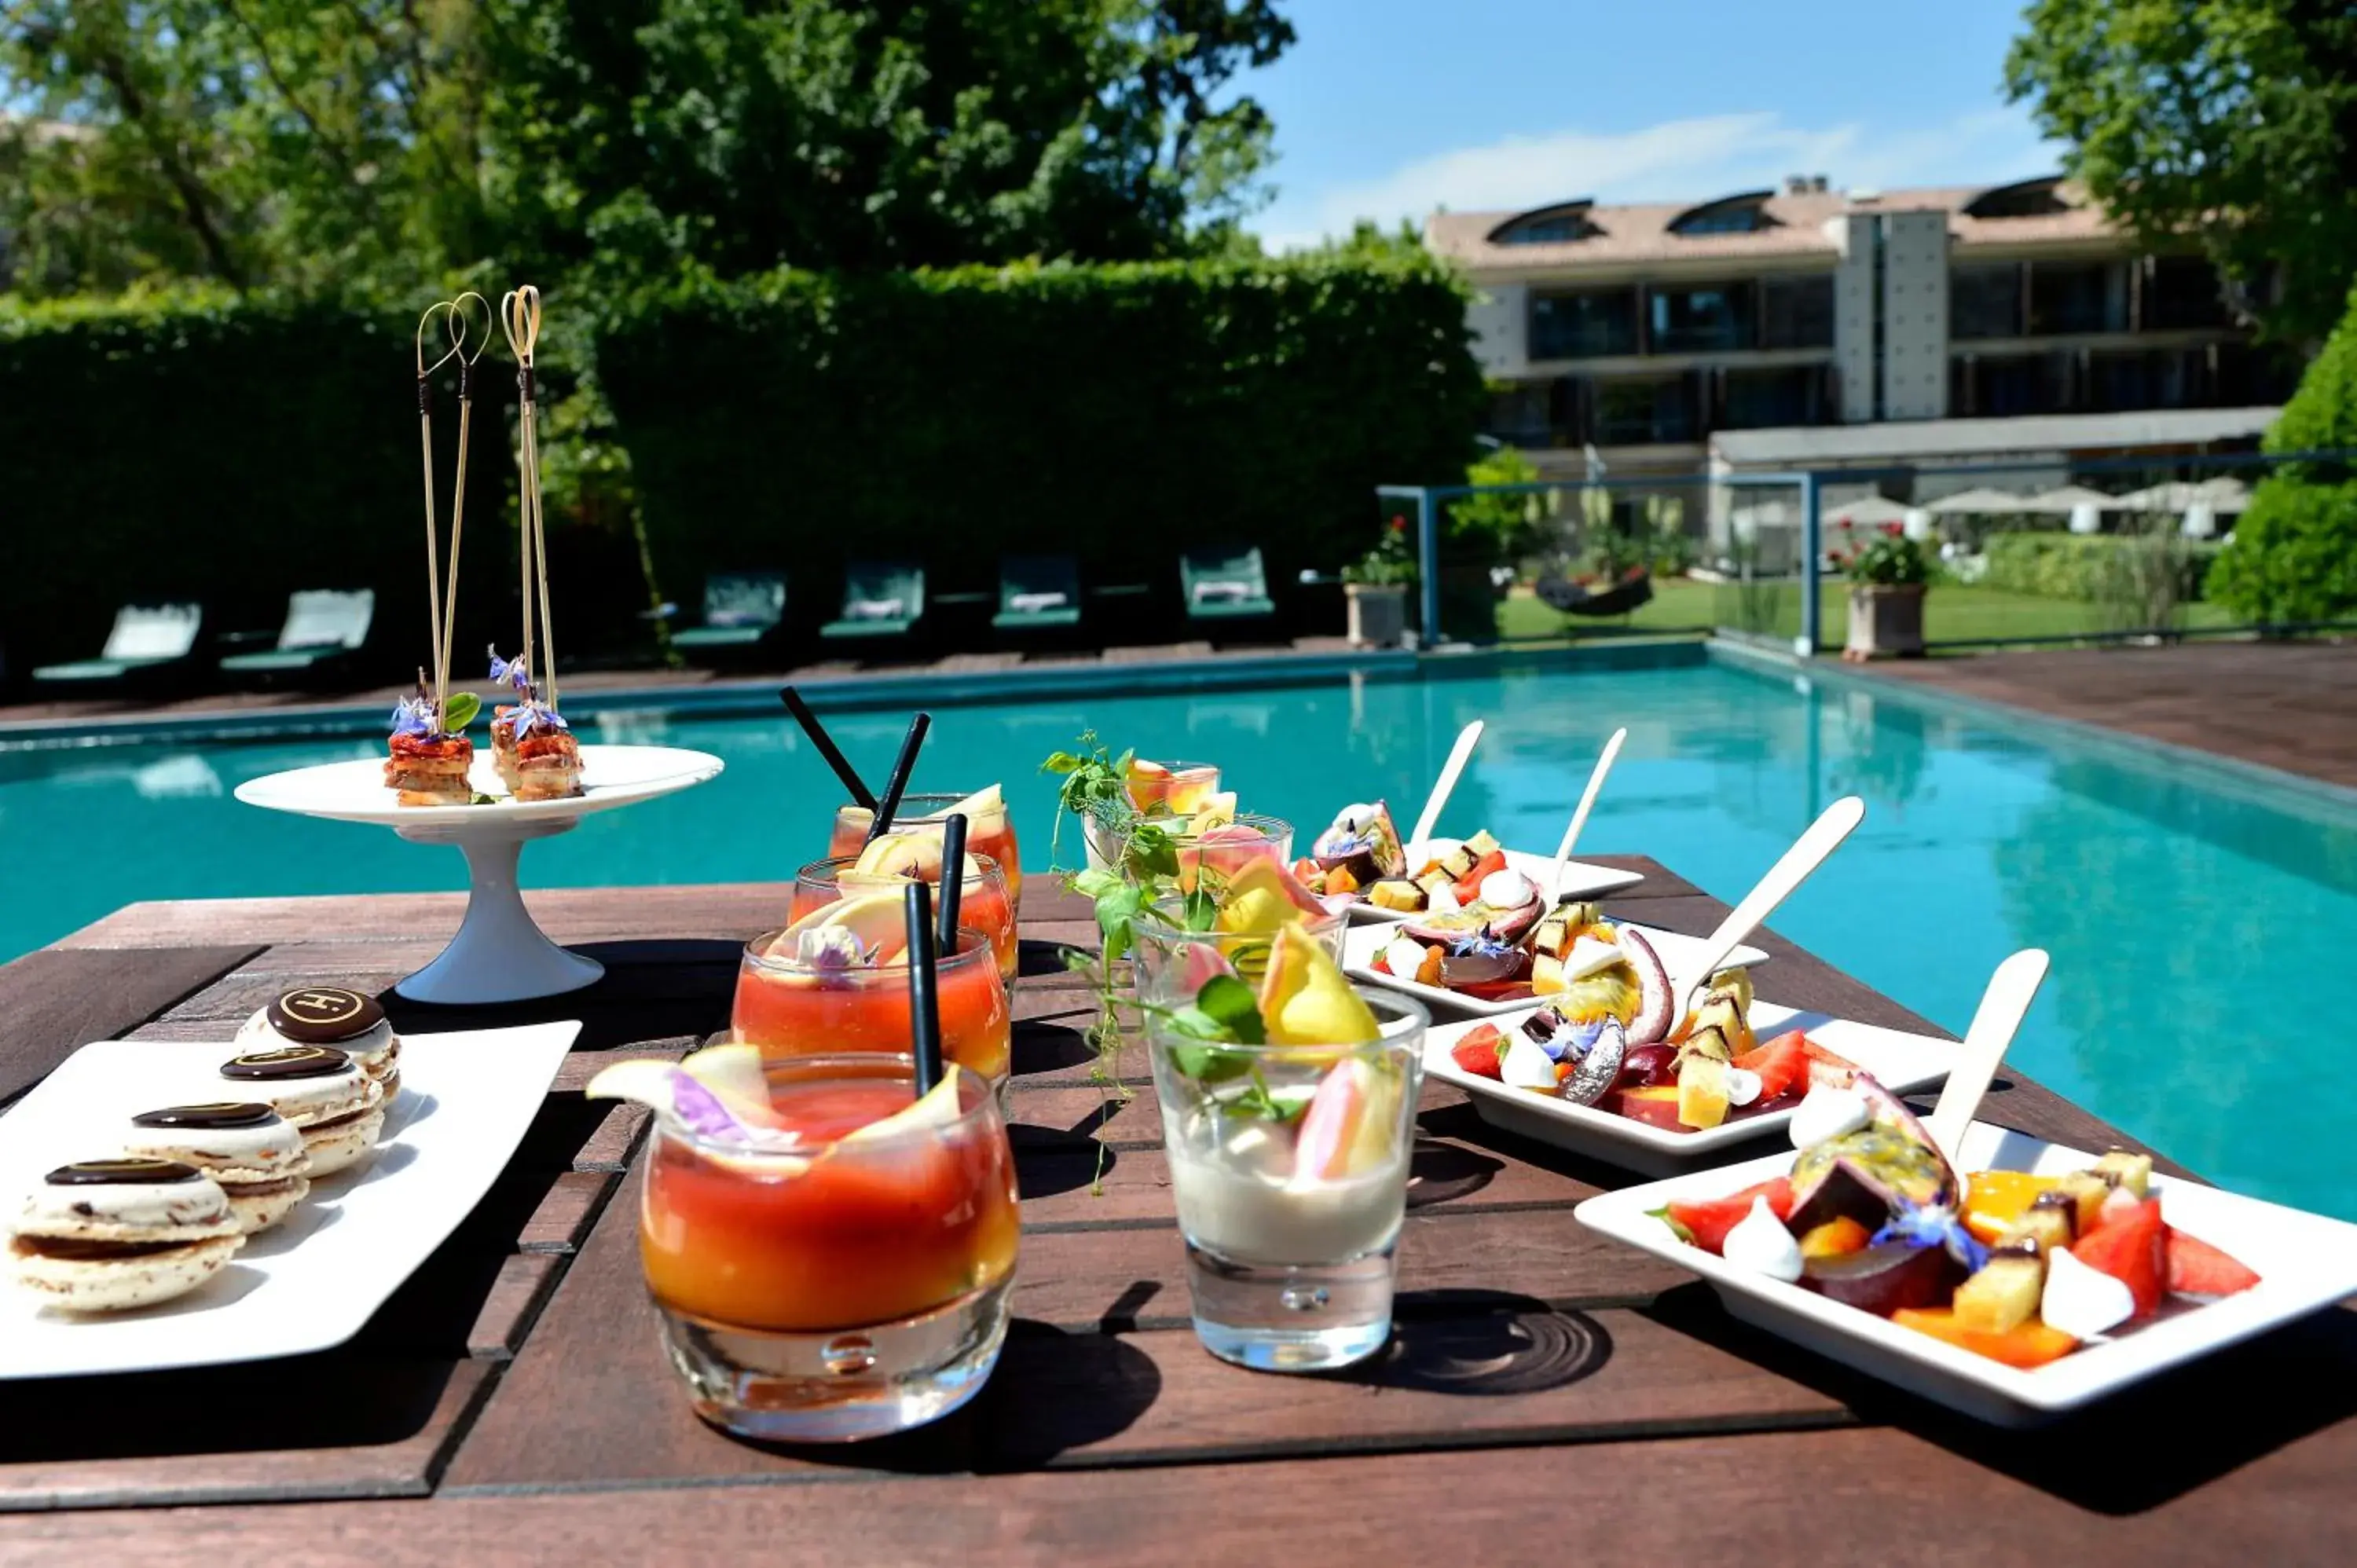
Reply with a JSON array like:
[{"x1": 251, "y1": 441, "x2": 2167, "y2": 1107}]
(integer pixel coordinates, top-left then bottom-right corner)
[
  {"x1": 236, "y1": 986, "x2": 401, "y2": 1101},
  {"x1": 11, "y1": 1158, "x2": 244, "y2": 1313},
  {"x1": 123, "y1": 1103, "x2": 312, "y2": 1234},
  {"x1": 218, "y1": 1045, "x2": 385, "y2": 1178}
]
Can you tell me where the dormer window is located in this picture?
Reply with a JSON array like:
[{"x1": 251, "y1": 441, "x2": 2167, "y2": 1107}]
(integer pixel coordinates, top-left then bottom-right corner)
[
  {"x1": 1963, "y1": 176, "x2": 2070, "y2": 219},
  {"x1": 1488, "y1": 202, "x2": 1598, "y2": 246},
  {"x1": 1669, "y1": 191, "x2": 1777, "y2": 236}
]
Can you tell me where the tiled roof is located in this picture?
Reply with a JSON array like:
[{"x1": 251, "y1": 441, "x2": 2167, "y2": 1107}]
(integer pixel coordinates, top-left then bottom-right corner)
[{"x1": 1427, "y1": 183, "x2": 2117, "y2": 271}]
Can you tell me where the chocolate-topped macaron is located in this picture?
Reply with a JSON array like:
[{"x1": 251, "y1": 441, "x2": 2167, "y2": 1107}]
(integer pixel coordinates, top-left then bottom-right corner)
[
  {"x1": 123, "y1": 1103, "x2": 311, "y2": 1234},
  {"x1": 236, "y1": 986, "x2": 401, "y2": 1100},
  {"x1": 218, "y1": 1043, "x2": 385, "y2": 1178},
  {"x1": 11, "y1": 1158, "x2": 244, "y2": 1312}
]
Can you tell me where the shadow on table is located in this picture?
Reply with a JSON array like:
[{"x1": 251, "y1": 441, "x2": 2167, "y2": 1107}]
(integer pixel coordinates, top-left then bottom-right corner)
[
  {"x1": 1373, "y1": 1291, "x2": 1613, "y2": 1396},
  {"x1": 1644, "y1": 1284, "x2": 2357, "y2": 1514},
  {"x1": 1413, "y1": 1101, "x2": 1656, "y2": 1195},
  {"x1": 378, "y1": 938, "x2": 741, "y2": 1051},
  {"x1": 1019, "y1": 938, "x2": 1091, "y2": 977}
]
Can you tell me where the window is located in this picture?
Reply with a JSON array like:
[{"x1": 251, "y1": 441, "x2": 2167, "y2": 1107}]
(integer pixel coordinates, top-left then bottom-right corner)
[
  {"x1": 1588, "y1": 377, "x2": 1696, "y2": 445},
  {"x1": 1721, "y1": 367, "x2": 1833, "y2": 429},
  {"x1": 1530, "y1": 288, "x2": 1637, "y2": 358},
  {"x1": 1484, "y1": 381, "x2": 1556, "y2": 446},
  {"x1": 2144, "y1": 256, "x2": 2228, "y2": 331},
  {"x1": 1953, "y1": 351, "x2": 2073, "y2": 417},
  {"x1": 1760, "y1": 274, "x2": 1835, "y2": 349},
  {"x1": 2028, "y1": 262, "x2": 2128, "y2": 335},
  {"x1": 1674, "y1": 207, "x2": 1765, "y2": 234},
  {"x1": 1501, "y1": 218, "x2": 1586, "y2": 244},
  {"x1": 1950, "y1": 264, "x2": 2022, "y2": 339},
  {"x1": 1963, "y1": 178, "x2": 2069, "y2": 219},
  {"x1": 1649, "y1": 282, "x2": 1756, "y2": 353}
]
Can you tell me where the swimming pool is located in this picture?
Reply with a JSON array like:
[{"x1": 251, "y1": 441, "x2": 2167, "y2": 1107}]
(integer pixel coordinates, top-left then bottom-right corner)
[{"x1": 6, "y1": 652, "x2": 2354, "y2": 1221}]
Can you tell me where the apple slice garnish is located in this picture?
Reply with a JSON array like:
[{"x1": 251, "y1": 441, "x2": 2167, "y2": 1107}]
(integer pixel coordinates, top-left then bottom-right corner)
[
  {"x1": 773, "y1": 890, "x2": 909, "y2": 966},
  {"x1": 843, "y1": 1064, "x2": 968, "y2": 1145}
]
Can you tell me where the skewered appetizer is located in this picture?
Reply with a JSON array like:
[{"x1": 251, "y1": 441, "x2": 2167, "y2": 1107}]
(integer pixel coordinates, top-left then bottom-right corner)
[
  {"x1": 1658, "y1": 1079, "x2": 2262, "y2": 1368},
  {"x1": 384, "y1": 676, "x2": 476, "y2": 806},
  {"x1": 487, "y1": 650, "x2": 584, "y2": 801}
]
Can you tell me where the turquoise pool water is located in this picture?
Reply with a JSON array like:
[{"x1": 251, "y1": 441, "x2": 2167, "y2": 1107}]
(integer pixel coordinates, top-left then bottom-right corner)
[{"x1": 5, "y1": 656, "x2": 2354, "y2": 1220}]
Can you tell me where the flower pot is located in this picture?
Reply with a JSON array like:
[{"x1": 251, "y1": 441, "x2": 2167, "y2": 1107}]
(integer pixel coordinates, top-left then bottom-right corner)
[
  {"x1": 1844, "y1": 582, "x2": 1926, "y2": 661},
  {"x1": 1345, "y1": 582, "x2": 1409, "y2": 648}
]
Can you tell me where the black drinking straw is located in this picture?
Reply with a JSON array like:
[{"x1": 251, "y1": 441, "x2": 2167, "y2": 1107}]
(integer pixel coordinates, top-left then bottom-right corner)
[
  {"x1": 936, "y1": 812, "x2": 969, "y2": 958},
  {"x1": 780, "y1": 686, "x2": 878, "y2": 811},
  {"x1": 863, "y1": 711, "x2": 932, "y2": 844},
  {"x1": 903, "y1": 879, "x2": 944, "y2": 1097}
]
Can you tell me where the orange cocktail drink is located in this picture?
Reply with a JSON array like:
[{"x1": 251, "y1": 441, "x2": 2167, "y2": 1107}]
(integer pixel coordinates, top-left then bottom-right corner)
[
  {"x1": 829, "y1": 789, "x2": 1023, "y2": 918},
  {"x1": 733, "y1": 925, "x2": 1011, "y2": 1086},
  {"x1": 638, "y1": 1053, "x2": 1018, "y2": 1442},
  {"x1": 791, "y1": 851, "x2": 1018, "y2": 984}
]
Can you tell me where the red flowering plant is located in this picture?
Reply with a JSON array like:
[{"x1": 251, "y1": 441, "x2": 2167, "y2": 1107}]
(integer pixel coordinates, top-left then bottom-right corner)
[
  {"x1": 1843, "y1": 529, "x2": 1932, "y2": 586},
  {"x1": 1342, "y1": 515, "x2": 1420, "y2": 587}
]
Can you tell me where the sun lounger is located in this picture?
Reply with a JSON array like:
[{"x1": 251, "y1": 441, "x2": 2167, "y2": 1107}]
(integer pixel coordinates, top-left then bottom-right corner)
[
  {"x1": 31, "y1": 603, "x2": 205, "y2": 689},
  {"x1": 218, "y1": 589, "x2": 374, "y2": 680},
  {"x1": 1181, "y1": 547, "x2": 1277, "y2": 624},
  {"x1": 669, "y1": 572, "x2": 788, "y2": 655},
  {"x1": 819, "y1": 562, "x2": 926, "y2": 641},
  {"x1": 992, "y1": 556, "x2": 1083, "y2": 632}
]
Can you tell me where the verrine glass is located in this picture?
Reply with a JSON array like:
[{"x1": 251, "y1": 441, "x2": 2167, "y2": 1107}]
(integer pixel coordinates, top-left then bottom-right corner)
[
  {"x1": 731, "y1": 926, "x2": 1012, "y2": 1088},
  {"x1": 790, "y1": 852, "x2": 1018, "y2": 984},
  {"x1": 1145, "y1": 991, "x2": 1428, "y2": 1372},
  {"x1": 829, "y1": 791, "x2": 1024, "y2": 918},
  {"x1": 640, "y1": 1053, "x2": 1019, "y2": 1442}
]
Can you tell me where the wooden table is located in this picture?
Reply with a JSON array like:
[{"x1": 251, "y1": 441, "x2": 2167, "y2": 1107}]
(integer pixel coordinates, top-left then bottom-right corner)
[{"x1": 2, "y1": 863, "x2": 2352, "y2": 1566}]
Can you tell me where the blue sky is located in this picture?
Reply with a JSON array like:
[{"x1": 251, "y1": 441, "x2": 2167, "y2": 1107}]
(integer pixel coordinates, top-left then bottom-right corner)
[{"x1": 1244, "y1": 0, "x2": 2060, "y2": 251}]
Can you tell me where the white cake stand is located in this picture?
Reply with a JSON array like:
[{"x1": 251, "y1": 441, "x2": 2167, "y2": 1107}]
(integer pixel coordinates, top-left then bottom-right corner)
[{"x1": 234, "y1": 745, "x2": 724, "y2": 1005}]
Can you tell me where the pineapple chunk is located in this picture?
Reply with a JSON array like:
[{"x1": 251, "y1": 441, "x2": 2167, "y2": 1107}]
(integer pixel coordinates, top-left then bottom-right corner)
[
  {"x1": 1365, "y1": 879, "x2": 1424, "y2": 914},
  {"x1": 1439, "y1": 844, "x2": 1479, "y2": 879},
  {"x1": 2053, "y1": 1172, "x2": 2110, "y2": 1235},
  {"x1": 1952, "y1": 1246, "x2": 2045, "y2": 1334},
  {"x1": 2006, "y1": 1192, "x2": 2077, "y2": 1252},
  {"x1": 1676, "y1": 1023, "x2": 1733, "y2": 1066},
  {"x1": 1677, "y1": 1056, "x2": 1731, "y2": 1128},
  {"x1": 1464, "y1": 830, "x2": 1502, "y2": 858},
  {"x1": 1530, "y1": 954, "x2": 1565, "y2": 995},
  {"x1": 2094, "y1": 1149, "x2": 2153, "y2": 1200},
  {"x1": 1530, "y1": 911, "x2": 1574, "y2": 961},
  {"x1": 1706, "y1": 966, "x2": 1754, "y2": 1015},
  {"x1": 1692, "y1": 995, "x2": 1753, "y2": 1056},
  {"x1": 1415, "y1": 867, "x2": 1457, "y2": 899}
]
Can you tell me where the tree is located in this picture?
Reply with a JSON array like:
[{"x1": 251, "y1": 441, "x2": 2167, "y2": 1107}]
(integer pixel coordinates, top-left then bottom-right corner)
[
  {"x1": 2005, "y1": 0, "x2": 2357, "y2": 343},
  {"x1": 0, "y1": 0, "x2": 1294, "y2": 297}
]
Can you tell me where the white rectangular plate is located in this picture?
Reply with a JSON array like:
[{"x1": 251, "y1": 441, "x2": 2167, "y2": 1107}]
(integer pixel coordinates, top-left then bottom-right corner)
[
  {"x1": 1346, "y1": 917, "x2": 1769, "y2": 1020},
  {"x1": 1424, "y1": 1001, "x2": 1952, "y2": 1175},
  {"x1": 0, "y1": 1023, "x2": 579, "y2": 1378},
  {"x1": 1575, "y1": 1121, "x2": 2357, "y2": 1425},
  {"x1": 1346, "y1": 841, "x2": 1644, "y2": 924}
]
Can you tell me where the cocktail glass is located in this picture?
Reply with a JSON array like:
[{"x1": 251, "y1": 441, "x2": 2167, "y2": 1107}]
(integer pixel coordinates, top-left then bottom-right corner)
[
  {"x1": 1128, "y1": 893, "x2": 1347, "y2": 1005},
  {"x1": 1164, "y1": 812, "x2": 1293, "y2": 896},
  {"x1": 1126, "y1": 758, "x2": 1222, "y2": 815},
  {"x1": 791, "y1": 852, "x2": 1018, "y2": 984},
  {"x1": 1145, "y1": 991, "x2": 1428, "y2": 1372},
  {"x1": 830, "y1": 792, "x2": 1024, "y2": 918},
  {"x1": 731, "y1": 927, "x2": 1013, "y2": 1088},
  {"x1": 640, "y1": 1053, "x2": 1019, "y2": 1442}
]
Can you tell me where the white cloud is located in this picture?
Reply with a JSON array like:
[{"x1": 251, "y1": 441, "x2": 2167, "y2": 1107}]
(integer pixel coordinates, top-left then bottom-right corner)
[{"x1": 1253, "y1": 107, "x2": 2061, "y2": 251}]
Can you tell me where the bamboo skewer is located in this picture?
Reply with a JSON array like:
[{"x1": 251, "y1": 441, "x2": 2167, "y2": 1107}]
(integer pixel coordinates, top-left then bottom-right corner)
[
  {"x1": 438, "y1": 293, "x2": 490, "y2": 722},
  {"x1": 500, "y1": 286, "x2": 558, "y2": 710},
  {"x1": 413, "y1": 302, "x2": 461, "y2": 719}
]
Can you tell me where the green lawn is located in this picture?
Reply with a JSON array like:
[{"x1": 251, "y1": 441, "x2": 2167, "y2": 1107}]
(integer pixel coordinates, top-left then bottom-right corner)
[{"x1": 1490, "y1": 579, "x2": 2238, "y2": 649}]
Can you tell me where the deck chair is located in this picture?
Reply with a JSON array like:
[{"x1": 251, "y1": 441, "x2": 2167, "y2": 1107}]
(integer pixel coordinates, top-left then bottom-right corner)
[
  {"x1": 31, "y1": 603, "x2": 205, "y2": 688},
  {"x1": 1180, "y1": 547, "x2": 1277, "y2": 624},
  {"x1": 819, "y1": 562, "x2": 926, "y2": 641},
  {"x1": 670, "y1": 571, "x2": 787, "y2": 654},
  {"x1": 992, "y1": 555, "x2": 1083, "y2": 632},
  {"x1": 218, "y1": 589, "x2": 374, "y2": 679}
]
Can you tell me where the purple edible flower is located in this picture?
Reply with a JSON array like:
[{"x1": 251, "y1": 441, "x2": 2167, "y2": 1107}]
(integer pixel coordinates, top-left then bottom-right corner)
[
  {"x1": 488, "y1": 647, "x2": 532, "y2": 693},
  {"x1": 667, "y1": 1073, "x2": 749, "y2": 1140},
  {"x1": 1870, "y1": 1203, "x2": 1990, "y2": 1273},
  {"x1": 1448, "y1": 926, "x2": 1516, "y2": 960},
  {"x1": 388, "y1": 694, "x2": 436, "y2": 739}
]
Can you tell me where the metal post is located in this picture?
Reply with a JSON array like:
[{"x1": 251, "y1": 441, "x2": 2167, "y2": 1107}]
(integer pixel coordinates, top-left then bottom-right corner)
[
  {"x1": 1798, "y1": 470, "x2": 1822, "y2": 658},
  {"x1": 1417, "y1": 488, "x2": 1442, "y2": 645}
]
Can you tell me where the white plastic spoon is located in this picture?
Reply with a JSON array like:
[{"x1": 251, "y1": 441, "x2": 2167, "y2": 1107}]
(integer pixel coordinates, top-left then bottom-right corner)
[
  {"x1": 1550, "y1": 727, "x2": 1627, "y2": 902},
  {"x1": 1670, "y1": 794, "x2": 1868, "y2": 1016},
  {"x1": 1408, "y1": 720, "x2": 1485, "y2": 848},
  {"x1": 1923, "y1": 948, "x2": 2051, "y2": 1163}
]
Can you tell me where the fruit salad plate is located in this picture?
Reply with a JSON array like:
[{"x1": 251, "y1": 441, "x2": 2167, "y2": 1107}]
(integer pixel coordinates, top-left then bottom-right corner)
[
  {"x1": 1346, "y1": 842, "x2": 1644, "y2": 924},
  {"x1": 1423, "y1": 1002, "x2": 1951, "y2": 1174},
  {"x1": 0, "y1": 1023, "x2": 578, "y2": 1377},
  {"x1": 1574, "y1": 1121, "x2": 2357, "y2": 1425},
  {"x1": 1343, "y1": 918, "x2": 1769, "y2": 1020}
]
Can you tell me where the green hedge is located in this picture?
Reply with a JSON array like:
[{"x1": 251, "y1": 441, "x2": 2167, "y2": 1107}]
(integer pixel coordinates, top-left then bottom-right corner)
[
  {"x1": 2210, "y1": 280, "x2": 2357, "y2": 622},
  {"x1": 594, "y1": 256, "x2": 1484, "y2": 614},
  {"x1": 1984, "y1": 531, "x2": 2220, "y2": 602}
]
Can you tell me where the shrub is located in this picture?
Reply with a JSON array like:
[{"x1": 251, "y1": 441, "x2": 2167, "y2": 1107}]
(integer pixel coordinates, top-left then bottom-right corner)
[
  {"x1": 593, "y1": 255, "x2": 1484, "y2": 617},
  {"x1": 2210, "y1": 278, "x2": 2357, "y2": 621},
  {"x1": 1985, "y1": 532, "x2": 2220, "y2": 602}
]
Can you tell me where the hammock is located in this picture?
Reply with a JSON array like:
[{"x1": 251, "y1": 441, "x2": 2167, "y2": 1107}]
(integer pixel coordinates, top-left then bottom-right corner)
[{"x1": 1535, "y1": 569, "x2": 1654, "y2": 618}]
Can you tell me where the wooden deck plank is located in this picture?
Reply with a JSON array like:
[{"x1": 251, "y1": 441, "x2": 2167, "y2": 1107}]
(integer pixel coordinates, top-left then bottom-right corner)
[{"x1": 0, "y1": 944, "x2": 260, "y2": 1105}]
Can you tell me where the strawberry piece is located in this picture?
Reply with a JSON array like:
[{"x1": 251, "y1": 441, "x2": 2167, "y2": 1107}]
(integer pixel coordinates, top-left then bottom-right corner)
[
  {"x1": 2070, "y1": 1196, "x2": 2167, "y2": 1317},
  {"x1": 1451, "y1": 849, "x2": 1508, "y2": 906},
  {"x1": 1450, "y1": 1024, "x2": 1507, "y2": 1080},
  {"x1": 2166, "y1": 1227, "x2": 2261, "y2": 1297},
  {"x1": 1664, "y1": 1176, "x2": 1797, "y2": 1255},
  {"x1": 1734, "y1": 1031, "x2": 1815, "y2": 1102}
]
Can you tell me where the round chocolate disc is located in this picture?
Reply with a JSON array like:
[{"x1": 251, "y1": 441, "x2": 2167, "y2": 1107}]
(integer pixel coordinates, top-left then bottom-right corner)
[
  {"x1": 264, "y1": 986, "x2": 385, "y2": 1043},
  {"x1": 132, "y1": 1102, "x2": 280, "y2": 1130},
  {"x1": 46, "y1": 1158, "x2": 203, "y2": 1185},
  {"x1": 221, "y1": 1045, "x2": 354, "y2": 1080}
]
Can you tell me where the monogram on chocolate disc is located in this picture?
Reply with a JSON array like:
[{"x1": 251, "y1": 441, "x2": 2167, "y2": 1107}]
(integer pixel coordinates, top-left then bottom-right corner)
[
  {"x1": 46, "y1": 1158, "x2": 203, "y2": 1185},
  {"x1": 265, "y1": 985, "x2": 386, "y2": 1044},
  {"x1": 132, "y1": 1103, "x2": 280, "y2": 1130},
  {"x1": 221, "y1": 1045, "x2": 354, "y2": 1080}
]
